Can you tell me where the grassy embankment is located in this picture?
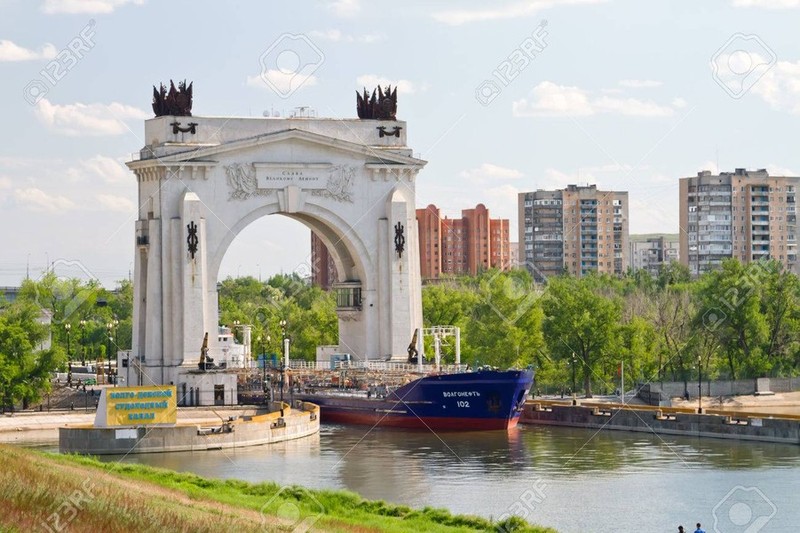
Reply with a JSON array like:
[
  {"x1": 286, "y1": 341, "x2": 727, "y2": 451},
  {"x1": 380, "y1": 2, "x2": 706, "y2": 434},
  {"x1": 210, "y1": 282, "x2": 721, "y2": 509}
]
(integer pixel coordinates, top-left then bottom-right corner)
[{"x1": 0, "y1": 445, "x2": 555, "y2": 533}]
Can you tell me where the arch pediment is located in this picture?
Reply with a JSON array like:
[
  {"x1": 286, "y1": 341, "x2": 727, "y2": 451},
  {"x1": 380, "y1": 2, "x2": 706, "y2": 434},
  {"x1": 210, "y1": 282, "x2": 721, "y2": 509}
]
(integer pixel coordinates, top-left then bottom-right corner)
[{"x1": 128, "y1": 128, "x2": 426, "y2": 169}]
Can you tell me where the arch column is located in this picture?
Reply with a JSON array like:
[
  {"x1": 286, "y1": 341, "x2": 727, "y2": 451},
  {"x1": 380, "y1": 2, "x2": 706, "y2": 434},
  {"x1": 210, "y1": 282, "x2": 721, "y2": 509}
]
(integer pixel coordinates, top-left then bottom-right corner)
[{"x1": 128, "y1": 116, "x2": 427, "y2": 390}]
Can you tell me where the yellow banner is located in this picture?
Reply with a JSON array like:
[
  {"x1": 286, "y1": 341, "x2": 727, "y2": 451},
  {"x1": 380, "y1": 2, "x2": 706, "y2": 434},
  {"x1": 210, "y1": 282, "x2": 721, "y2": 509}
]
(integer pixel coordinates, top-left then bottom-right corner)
[{"x1": 105, "y1": 386, "x2": 177, "y2": 426}]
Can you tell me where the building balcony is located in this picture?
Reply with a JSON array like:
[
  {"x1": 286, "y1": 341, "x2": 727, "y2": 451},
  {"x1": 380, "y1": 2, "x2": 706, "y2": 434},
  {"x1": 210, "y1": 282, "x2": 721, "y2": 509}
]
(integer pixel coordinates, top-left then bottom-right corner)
[{"x1": 333, "y1": 282, "x2": 362, "y2": 310}]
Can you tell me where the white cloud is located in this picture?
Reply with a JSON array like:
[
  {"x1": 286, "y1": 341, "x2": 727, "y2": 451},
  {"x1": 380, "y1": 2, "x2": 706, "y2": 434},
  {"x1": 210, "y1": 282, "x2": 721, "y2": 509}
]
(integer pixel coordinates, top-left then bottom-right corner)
[
  {"x1": 95, "y1": 193, "x2": 135, "y2": 212},
  {"x1": 67, "y1": 155, "x2": 130, "y2": 184},
  {"x1": 34, "y1": 99, "x2": 149, "y2": 136},
  {"x1": 0, "y1": 40, "x2": 57, "y2": 62},
  {"x1": 0, "y1": 177, "x2": 11, "y2": 189},
  {"x1": 327, "y1": 0, "x2": 360, "y2": 17},
  {"x1": 432, "y1": 0, "x2": 606, "y2": 26},
  {"x1": 41, "y1": 0, "x2": 144, "y2": 14},
  {"x1": 671, "y1": 97, "x2": 688, "y2": 109},
  {"x1": 766, "y1": 164, "x2": 797, "y2": 176},
  {"x1": 732, "y1": 0, "x2": 800, "y2": 8},
  {"x1": 460, "y1": 163, "x2": 523, "y2": 185},
  {"x1": 14, "y1": 187, "x2": 76, "y2": 212},
  {"x1": 309, "y1": 29, "x2": 385, "y2": 43},
  {"x1": 356, "y1": 75, "x2": 426, "y2": 95},
  {"x1": 750, "y1": 59, "x2": 800, "y2": 115},
  {"x1": 486, "y1": 184, "x2": 521, "y2": 234},
  {"x1": 513, "y1": 82, "x2": 594, "y2": 116},
  {"x1": 246, "y1": 72, "x2": 319, "y2": 94},
  {"x1": 513, "y1": 81, "x2": 680, "y2": 117},
  {"x1": 593, "y1": 95, "x2": 675, "y2": 117},
  {"x1": 618, "y1": 79, "x2": 662, "y2": 88}
]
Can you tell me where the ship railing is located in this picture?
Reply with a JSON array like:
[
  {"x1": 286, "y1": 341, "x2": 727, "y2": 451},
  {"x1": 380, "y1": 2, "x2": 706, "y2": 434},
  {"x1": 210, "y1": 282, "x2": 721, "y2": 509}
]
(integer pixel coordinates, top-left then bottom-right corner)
[{"x1": 286, "y1": 360, "x2": 469, "y2": 373}]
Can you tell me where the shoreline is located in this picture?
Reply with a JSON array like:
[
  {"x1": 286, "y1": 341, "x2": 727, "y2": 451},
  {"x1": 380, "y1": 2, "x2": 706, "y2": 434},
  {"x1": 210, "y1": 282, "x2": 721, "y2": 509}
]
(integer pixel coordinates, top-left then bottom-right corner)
[
  {"x1": 520, "y1": 398, "x2": 800, "y2": 445},
  {"x1": 1, "y1": 444, "x2": 554, "y2": 532},
  {"x1": 0, "y1": 406, "x2": 289, "y2": 444}
]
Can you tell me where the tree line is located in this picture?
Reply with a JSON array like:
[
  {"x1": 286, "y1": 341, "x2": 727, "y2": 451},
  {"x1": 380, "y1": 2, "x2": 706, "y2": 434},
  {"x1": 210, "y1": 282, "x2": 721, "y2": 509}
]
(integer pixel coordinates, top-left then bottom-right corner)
[
  {"x1": 423, "y1": 259, "x2": 800, "y2": 396},
  {"x1": 4, "y1": 258, "x2": 799, "y2": 407},
  {"x1": 1, "y1": 273, "x2": 132, "y2": 409}
]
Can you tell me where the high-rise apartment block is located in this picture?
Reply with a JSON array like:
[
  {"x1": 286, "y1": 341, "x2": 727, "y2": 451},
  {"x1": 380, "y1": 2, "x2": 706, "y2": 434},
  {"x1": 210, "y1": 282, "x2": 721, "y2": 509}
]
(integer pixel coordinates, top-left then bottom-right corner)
[
  {"x1": 628, "y1": 235, "x2": 679, "y2": 277},
  {"x1": 416, "y1": 203, "x2": 510, "y2": 278},
  {"x1": 518, "y1": 184, "x2": 629, "y2": 281},
  {"x1": 310, "y1": 232, "x2": 338, "y2": 290},
  {"x1": 680, "y1": 168, "x2": 799, "y2": 275}
]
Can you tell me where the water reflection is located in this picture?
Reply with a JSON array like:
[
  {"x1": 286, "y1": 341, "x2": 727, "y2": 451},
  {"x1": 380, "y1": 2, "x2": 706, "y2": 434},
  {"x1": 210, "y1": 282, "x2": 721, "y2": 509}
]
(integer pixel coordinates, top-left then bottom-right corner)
[{"x1": 86, "y1": 424, "x2": 800, "y2": 533}]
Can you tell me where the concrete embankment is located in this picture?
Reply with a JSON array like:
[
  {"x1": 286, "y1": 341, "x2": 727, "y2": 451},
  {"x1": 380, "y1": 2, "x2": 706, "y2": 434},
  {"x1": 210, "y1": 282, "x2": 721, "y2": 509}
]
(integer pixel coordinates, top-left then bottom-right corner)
[
  {"x1": 59, "y1": 401, "x2": 320, "y2": 454},
  {"x1": 0, "y1": 406, "x2": 280, "y2": 444},
  {"x1": 520, "y1": 400, "x2": 800, "y2": 445}
]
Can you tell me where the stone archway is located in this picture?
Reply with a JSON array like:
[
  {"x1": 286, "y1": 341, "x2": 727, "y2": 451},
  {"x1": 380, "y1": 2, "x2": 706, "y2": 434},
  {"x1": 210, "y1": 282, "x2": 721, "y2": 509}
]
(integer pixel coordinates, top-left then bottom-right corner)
[{"x1": 127, "y1": 116, "x2": 426, "y2": 387}]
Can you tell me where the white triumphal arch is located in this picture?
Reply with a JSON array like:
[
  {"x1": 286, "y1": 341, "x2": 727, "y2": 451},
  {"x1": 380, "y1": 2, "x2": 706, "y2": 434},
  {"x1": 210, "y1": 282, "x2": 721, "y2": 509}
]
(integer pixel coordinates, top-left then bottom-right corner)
[{"x1": 126, "y1": 105, "x2": 426, "y2": 391}]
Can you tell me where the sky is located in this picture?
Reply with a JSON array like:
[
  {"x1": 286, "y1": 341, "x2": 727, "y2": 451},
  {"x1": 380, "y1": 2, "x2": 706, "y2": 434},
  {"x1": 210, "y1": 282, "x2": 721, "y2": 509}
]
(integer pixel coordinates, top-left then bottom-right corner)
[{"x1": 1, "y1": 0, "x2": 799, "y2": 287}]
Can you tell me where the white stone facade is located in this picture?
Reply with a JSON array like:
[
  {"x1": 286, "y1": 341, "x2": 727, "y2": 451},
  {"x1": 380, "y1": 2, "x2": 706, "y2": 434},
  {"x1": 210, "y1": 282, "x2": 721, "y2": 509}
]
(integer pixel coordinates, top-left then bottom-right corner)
[{"x1": 127, "y1": 115, "x2": 426, "y2": 389}]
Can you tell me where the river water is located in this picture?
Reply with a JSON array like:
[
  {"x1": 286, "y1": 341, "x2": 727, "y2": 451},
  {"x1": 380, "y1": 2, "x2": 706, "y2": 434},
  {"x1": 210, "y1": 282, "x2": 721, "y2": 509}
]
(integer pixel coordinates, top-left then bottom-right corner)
[{"x1": 92, "y1": 424, "x2": 799, "y2": 532}]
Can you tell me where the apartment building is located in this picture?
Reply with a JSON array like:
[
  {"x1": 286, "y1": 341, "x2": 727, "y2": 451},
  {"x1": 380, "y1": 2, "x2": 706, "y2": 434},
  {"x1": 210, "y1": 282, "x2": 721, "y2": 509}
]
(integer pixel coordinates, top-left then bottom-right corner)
[
  {"x1": 518, "y1": 185, "x2": 629, "y2": 281},
  {"x1": 629, "y1": 235, "x2": 679, "y2": 277},
  {"x1": 310, "y1": 232, "x2": 337, "y2": 290},
  {"x1": 679, "y1": 169, "x2": 799, "y2": 275},
  {"x1": 416, "y1": 203, "x2": 510, "y2": 278}
]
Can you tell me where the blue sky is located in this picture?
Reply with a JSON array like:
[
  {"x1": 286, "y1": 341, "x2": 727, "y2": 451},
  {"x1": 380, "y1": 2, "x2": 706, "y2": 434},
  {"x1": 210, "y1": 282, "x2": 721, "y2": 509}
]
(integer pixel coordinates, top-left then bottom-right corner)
[{"x1": 1, "y1": 0, "x2": 799, "y2": 286}]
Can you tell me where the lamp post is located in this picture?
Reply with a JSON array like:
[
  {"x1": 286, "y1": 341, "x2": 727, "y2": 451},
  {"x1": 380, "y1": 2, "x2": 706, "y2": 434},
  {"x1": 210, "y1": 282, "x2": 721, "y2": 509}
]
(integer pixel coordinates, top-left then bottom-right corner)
[
  {"x1": 697, "y1": 355, "x2": 702, "y2": 414},
  {"x1": 79, "y1": 319, "x2": 87, "y2": 366},
  {"x1": 571, "y1": 352, "x2": 577, "y2": 396},
  {"x1": 279, "y1": 361, "x2": 285, "y2": 403},
  {"x1": 64, "y1": 323, "x2": 71, "y2": 361},
  {"x1": 257, "y1": 335, "x2": 263, "y2": 393},
  {"x1": 106, "y1": 322, "x2": 114, "y2": 385},
  {"x1": 280, "y1": 319, "x2": 288, "y2": 365}
]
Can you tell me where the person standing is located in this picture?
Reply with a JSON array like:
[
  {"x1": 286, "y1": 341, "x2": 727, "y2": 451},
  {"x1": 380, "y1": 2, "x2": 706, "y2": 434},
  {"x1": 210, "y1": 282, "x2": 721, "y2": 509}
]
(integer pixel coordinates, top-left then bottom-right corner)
[
  {"x1": 678, "y1": 526, "x2": 685, "y2": 533},
  {"x1": 694, "y1": 523, "x2": 705, "y2": 533}
]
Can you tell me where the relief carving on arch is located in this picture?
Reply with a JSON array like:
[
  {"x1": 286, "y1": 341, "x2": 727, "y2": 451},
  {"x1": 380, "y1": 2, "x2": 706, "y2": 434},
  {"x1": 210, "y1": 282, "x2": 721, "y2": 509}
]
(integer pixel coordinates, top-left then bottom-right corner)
[
  {"x1": 311, "y1": 164, "x2": 356, "y2": 203},
  {"x1": 225, "y1": 163, "x2": 271, "y2": 200}
]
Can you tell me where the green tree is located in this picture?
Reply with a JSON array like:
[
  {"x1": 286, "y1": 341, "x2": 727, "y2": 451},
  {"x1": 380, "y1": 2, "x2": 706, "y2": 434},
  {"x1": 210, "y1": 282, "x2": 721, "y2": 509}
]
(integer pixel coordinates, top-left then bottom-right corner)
[
  {"x1": 693, "y1": 259, "x2": 769, "y2": 379},
  {"x1": 0, "y1": 300, "x2": 64, "y2": 410},
  {"x1": 542, "y1": 277, "x2": 622, "y2": 397},
  {"x1": 759, "y1": 262, "x2": 800, "y2": 375},
  {"x1": 465, "y1": 269, "x2": 545, "y2": 369}
]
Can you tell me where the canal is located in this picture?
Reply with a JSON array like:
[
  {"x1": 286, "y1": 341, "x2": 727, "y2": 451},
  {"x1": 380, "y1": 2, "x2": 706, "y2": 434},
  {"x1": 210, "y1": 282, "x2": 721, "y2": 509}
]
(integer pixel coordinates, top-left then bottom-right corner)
[{"x1": 96, "y1": 424, "x2": 800, "y2": 532}]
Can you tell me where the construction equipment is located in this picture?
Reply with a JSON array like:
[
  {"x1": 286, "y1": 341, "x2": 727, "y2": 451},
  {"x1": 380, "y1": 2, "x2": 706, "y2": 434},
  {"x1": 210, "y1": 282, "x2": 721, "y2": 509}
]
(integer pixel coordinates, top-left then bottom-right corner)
[{"x1": 198, "y1": 332, "x2": 216, "y2": 371}]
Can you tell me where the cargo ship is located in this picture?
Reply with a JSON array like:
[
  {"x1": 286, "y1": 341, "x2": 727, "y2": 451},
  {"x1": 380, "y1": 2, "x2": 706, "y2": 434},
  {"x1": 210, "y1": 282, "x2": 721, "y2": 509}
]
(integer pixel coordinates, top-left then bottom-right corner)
[{"x1": 294, "y1": 368, "x2": 533, "y2": 431}]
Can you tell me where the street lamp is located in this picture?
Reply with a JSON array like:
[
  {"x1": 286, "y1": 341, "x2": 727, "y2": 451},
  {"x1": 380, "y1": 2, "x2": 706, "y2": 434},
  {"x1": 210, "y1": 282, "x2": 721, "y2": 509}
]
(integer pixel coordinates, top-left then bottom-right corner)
[
  {"x1": 280, "y1": 319, "x2": 289, "y2": 362},
  {"x1": 697, "y1": 355, "x2": 702, "y2": 414},
  {"x1": 571, "y1": 352, "x2": 577, "y2": 396},
  {"x1": 106, "y1": 322, "x2": 115, "y2": 385},
  {"x1": 79, "y1": 319, "x2": 87, "y2": 366},
  {"x1": 64, "y1": 323, "x2": 71, "y2": 360}
]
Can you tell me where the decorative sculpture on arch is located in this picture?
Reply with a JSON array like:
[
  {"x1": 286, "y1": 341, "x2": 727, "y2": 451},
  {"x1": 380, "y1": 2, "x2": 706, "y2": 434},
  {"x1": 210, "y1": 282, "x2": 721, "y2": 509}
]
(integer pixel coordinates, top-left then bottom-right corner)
[
  {"x1": 394, "y1": 222, "x2": 405, "y2": 258},
  {"x1": 152, "y1": 79, "x2": 193, "y2": 117},
  {"x1": 356, "y1": 85, "x2": 397, "y2": 120},
  {"x1": 312, "y1": 165, "x2": 356, "y2": 203},
  {"x1": 225, "y1": 163, "x2": 259, "y2": 200}
]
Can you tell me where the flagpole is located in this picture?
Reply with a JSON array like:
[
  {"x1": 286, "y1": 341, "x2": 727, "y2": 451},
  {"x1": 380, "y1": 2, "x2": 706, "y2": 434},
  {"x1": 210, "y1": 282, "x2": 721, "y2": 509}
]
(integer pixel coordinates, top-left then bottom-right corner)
[{"x1": 621, "y1": 360, "x2": 624, "y2": 405}]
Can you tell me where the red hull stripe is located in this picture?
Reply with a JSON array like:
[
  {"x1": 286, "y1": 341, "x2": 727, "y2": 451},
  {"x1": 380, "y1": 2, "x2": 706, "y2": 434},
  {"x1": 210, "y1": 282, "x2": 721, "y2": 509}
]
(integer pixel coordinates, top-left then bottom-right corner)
[{"x1": 320, "y1": 411, "x2": 520, "y2": 431}]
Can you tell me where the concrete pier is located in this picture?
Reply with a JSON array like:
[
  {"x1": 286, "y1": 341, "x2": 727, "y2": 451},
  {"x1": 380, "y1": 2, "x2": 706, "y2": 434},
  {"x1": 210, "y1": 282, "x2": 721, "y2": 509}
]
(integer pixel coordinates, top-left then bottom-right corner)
[
  {"x1": 520, "y1": 400, "x2": 800, "y2": 445},
  {"x1": 59, "y1": 401, "x2": 319, "y2": 455}
]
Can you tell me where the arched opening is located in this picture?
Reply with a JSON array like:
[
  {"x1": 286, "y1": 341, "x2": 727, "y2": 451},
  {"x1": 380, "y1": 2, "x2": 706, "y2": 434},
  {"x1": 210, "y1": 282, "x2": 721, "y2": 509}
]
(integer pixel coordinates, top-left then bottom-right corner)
[{"x1": 210, "y1": 204, "x2": 372, "y2": 364}]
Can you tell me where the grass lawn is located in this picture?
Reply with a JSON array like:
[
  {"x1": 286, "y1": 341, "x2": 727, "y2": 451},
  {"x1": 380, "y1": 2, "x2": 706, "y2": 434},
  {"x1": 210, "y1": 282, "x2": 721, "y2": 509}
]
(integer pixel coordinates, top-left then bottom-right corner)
[{"x1": 0, "y1": 444, "x2": 555, "y2": 532}]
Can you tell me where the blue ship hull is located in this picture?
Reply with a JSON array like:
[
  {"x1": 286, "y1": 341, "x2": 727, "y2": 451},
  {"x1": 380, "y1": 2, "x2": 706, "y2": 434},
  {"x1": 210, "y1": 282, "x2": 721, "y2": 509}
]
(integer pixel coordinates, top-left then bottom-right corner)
[{"x1": 295, "y1": 369, "x2": 533, "y2": 431}]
